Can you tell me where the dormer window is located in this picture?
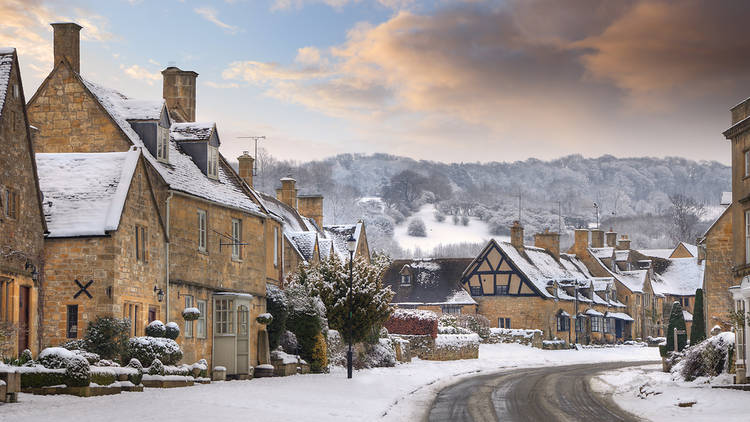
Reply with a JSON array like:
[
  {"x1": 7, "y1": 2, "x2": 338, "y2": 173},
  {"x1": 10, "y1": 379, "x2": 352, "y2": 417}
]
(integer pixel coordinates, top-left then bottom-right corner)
[
  {"x1": 207, "y1": 145, "x2": 219, "y2": 179},
  {"x1": 157, "y1": 125, "x2": 169, "y2": 162}
]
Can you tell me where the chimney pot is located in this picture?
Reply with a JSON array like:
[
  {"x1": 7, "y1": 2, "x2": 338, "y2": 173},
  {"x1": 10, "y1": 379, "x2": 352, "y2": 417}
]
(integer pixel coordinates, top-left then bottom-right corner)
[
  {"x1": 238, "y1": 151, "x2": 254, "y2": 188},
  {"x1": 605, "y1": 229, "x2": 617, "y2": 248},
  {"x1": 616, "y1": 236, "x2": 632, "y2": 251},
  {"x1": 162, "y1": 67, "x2": 198, "y2": 122},
  {"x1": 51, "y1": 23, "x2": 82, "y2": 74}
]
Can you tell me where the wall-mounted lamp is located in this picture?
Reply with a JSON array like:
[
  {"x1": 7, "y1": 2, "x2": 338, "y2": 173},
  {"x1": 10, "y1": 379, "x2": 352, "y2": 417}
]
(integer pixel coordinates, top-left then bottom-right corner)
[{"x1": 154, "y1": 286, "x2": 165, "y2": 302}]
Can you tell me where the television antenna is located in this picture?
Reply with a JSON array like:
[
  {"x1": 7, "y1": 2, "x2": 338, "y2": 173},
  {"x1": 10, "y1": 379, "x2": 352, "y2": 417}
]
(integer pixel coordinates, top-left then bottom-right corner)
[{"x1": 237, "y1": 135, "x2": 266, "y2": 176}]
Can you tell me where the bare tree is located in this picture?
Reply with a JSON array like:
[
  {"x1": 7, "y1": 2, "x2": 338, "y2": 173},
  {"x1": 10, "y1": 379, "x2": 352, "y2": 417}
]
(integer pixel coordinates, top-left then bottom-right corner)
[{"x1": 668, "y1": 193, "x2": 706, "y2": 243}]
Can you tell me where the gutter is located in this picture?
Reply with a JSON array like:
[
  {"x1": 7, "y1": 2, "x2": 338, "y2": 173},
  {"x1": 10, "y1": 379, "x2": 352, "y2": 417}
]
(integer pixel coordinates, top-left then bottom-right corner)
[{"x1": 171, "y1": 190, "x2": 268, "y2": 220}]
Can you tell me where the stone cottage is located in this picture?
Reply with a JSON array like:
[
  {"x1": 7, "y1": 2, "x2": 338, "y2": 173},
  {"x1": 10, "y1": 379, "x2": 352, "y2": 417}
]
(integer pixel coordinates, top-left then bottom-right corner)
[{"x1": 0, "y1": 47, "x2": 47, "y2": 357}]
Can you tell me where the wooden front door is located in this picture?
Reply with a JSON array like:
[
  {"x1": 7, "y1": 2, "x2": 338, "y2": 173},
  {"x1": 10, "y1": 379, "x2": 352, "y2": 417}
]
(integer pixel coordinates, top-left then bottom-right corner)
[
  {"x1": 18, "y1": 286, "x2": 30, "y2": 353},
  {"x1": 148, "y1": 307, "x2": 157, "y2": 323}
]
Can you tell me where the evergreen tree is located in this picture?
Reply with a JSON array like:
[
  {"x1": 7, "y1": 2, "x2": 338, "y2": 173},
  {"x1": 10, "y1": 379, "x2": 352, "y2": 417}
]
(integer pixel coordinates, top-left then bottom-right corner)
[
  {"x1": 690, "y1": 288, "x2": 706, "y2": 345},
  {"x1": 666, "y1": 301, "x2": 687, "y2": 353}
]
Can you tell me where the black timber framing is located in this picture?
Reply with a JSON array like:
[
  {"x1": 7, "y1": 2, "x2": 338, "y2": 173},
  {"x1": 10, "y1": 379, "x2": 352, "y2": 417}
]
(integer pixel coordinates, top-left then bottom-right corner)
[{"x1": 461, "y1": 240, "x2": 543, "y2": 298}]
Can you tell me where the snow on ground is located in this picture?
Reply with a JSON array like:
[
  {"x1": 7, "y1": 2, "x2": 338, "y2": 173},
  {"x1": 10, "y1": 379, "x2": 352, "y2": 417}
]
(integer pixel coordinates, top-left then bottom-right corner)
[
  {"x1": 2, "y1": 344, "x2": 657, "y2": 422},
  {"x1": 393, "y1": 204, "x2": 505, "y2": 254},
  {"x1": 591, "y1": 364, "x2": 747, "y2": 421}
]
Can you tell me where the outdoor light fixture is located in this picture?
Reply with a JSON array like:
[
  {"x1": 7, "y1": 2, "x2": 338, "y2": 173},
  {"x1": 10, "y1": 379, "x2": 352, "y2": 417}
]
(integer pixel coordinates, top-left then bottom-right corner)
[
  {"x1": 346, "y1": 233, "x2": 356, "y2": 379},
  {"x1": 154, "y1": 286, "x2": 165, "y2": 302}
]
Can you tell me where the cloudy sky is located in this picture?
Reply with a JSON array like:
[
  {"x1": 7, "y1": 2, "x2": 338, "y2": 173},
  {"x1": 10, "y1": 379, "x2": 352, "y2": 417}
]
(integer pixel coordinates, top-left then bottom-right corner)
[{"x1": 2, "y1": 0, "x2": 748, "y2": 164}]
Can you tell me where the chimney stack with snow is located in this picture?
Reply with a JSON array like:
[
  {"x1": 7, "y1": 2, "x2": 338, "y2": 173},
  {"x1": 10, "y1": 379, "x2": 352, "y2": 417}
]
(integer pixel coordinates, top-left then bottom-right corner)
[
  {"x1": 162, "y1": 66, "x2": 198, "y2": 123},
  {"x1": 616, "y1": 235, "x2": 631, "y2": 251},
  {"x1": 276, "y1": 176, "x2": 298, "y2": 210},
  {"x1": 568, "y1": 228, "x2": 589, "y2": 256},
  {"x1": 590, "y1": 229, "x2": 604, "y2": 248},
  {"x1": 510, "y1": 221, "x2": 525, "y2": 252},
  {"x1": 238, "y1": 151, "x2": 254, "y2": 188},
  {"x1": 51, "y1": 23, "x2": 82, "y2": 73},
  {"x1": 299, "y1": 195, "x2": 324, "y2": 228},
  {"x1": 534, "y1": 228, "x2": 560, "y2": 259},
  {"x1": 606, "y1": 229, "x2": 617, "y2": 248}
]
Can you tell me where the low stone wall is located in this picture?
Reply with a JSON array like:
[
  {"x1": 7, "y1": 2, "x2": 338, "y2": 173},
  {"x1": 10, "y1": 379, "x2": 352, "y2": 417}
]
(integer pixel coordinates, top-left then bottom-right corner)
[
  {"x1": 392, "y1": 335, "x2": 434, "y2": 359},
  {"x1": 486, "y1": 328, "x2": 543, "y2": 348},
  {"x1": 392, "y1": 337, "x2": 411, "y2": 363},
  {"x1": 542, "y1": 339, "x2": 568, "y2": 350},
  {"x1": 392, "y1": 334, "x2": 479, "y2": 361},
  {"x1": 0, "y1": 370, "x2": 20, "y2": 403}
]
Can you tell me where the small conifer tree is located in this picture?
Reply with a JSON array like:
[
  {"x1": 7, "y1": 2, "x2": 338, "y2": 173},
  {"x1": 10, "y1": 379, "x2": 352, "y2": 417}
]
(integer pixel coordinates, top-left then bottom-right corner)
[
  {"x1": 666, "y1": 301, "x2": 687, "y2": 353},
  {"x1": 690, "y1": 288, "x2": 706, "y2": 345}
]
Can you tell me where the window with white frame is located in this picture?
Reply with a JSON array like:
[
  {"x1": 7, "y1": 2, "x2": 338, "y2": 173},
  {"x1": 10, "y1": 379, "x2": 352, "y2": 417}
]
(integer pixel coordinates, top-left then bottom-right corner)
[
  {"x1": 197, "y1": 300, "x2": 207, "y2": 339},
  {"x1": 273, "y1": 226, "x2": 279, "y2": 267},
  {"x1": 591, "y1": 316, "x2": 602, "y2": 332},
  {"x1": 498, "y1": 317, "x2": 510, "y2": 328},
  {"x1": 215, "y1": 298, "x2": 234, "y2": 334},
  {"x1": 401, "y1": 274, "x2": 411, "y2": 285},
  {"x1": 207, "y1": 145, "x2": 219, "y2": 179},
  {"x1": 232, "y1": 218, "x2": 242, "y2": 259},
  {"x1": 238, "y1": 305, "x2": 249, "y2": 336},
  {"x1": 197, "y1": 209, "x2": 207, "y2": 252},
  {"x1": 495, "y1": 284, "x2": 509, "y2": 295},
  {"x1": 604, "y1": 317, "x2": 611, "y2": 333},
  {"x1": 556, "y1": 314, "x2": 570, "y2": 331},
  {"x1": 184, "y1": 295, "x2": 194, "y2": 338},
  {"x1": 157, "y1": 125, "x2": 169, "y2": 162},
  {"x1": 441, "y1": 305, "x2": 461, "y2": 315}
]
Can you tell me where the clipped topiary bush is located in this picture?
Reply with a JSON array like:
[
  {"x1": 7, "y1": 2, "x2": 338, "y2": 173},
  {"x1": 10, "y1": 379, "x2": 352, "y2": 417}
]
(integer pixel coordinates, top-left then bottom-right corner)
[
  {"x1": 165, "y1": 322, "x2": 180, "y2": 340},
  {"x1": 126, "y1": 358, "x2": 144, "y2": 385},
  {"x1": 20, "y1": 369, "x2": 66, "y2": 388},
  {"x1": 267, "y1": 284, "x2": 288, "y2": 351},
  {"x1": 280, "y1": 330, "x2": 298, "y2": 355},
  {"x1": 384, "y1": 309, "x2": 438, "y2": 339},
  {"x1": 64, "y1": 355, "x2": 91, "y2": 387},
  {"x1": 666, "y1": 301, "x2": 687, "y2": 353},
  {"x1": 690, "y1": 288, "x2": 707, "y2": 346},
  {"x1": 125, "y1": 337, "x2": 182, "y2": 366},
  {"x1": 84, "y1": 316, "x2": 131, "y2": 361},
  {"x1": 148, "y1": 358, "x2": 164, "y2": 376},
  {"x1": 90, "y1": 367, "x2": 117, "y2": 386},
  {"x1": 39, "y1": 347, "x2": 77, "y2": 369},
  {"x1": 310, "y1": 333, "x2": 328, "y2": 373},
  {"x1": 145, "y1": 320, "x2": 166, "y2": 338}
]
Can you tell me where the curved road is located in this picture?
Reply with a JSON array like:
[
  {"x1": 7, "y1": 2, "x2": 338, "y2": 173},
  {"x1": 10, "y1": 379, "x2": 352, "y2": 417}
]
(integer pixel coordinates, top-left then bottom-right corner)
[{"x1": 427, "y1": 361, "x2": 656, "y2": 422}]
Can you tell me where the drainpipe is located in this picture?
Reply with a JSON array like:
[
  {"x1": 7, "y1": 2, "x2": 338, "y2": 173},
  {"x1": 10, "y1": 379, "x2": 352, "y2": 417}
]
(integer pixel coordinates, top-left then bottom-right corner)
[{"x1": 165, "y1": 191, "x2": 173, "y2": 323}]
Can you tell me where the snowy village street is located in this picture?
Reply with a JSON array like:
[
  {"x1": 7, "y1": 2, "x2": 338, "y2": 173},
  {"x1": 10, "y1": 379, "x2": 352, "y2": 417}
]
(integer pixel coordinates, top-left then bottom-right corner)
[{"x1": 0, "y1": 344, "x2": 666, "y2": 422}]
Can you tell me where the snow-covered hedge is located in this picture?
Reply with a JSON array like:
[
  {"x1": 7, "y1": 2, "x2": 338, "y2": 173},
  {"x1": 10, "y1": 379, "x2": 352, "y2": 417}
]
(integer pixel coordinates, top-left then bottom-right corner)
[
  {"x1": 673, "y1": 332, "x2": 735, "y2": 381},
  {"x1": 384, "y1": 309, "x2": 438, "y2": 338},
  {"x1": 361, "y1": 338, "x2": 396, "y2": 368},
  {"x1": 145, "y1": 320, "x2": 167, "y2": 338},
  {"x1": 435, "y1": 333, "x2": 480, "y2": 348},
  {"x1": 438, "y1": 325, "x2": 472, "y2": 335},
  {"x1": 125, "y1": 336, "x2": 183, "y2": 366},
  {"x1": 182, "y1": 307, "x2": 200, "y2": 321}
]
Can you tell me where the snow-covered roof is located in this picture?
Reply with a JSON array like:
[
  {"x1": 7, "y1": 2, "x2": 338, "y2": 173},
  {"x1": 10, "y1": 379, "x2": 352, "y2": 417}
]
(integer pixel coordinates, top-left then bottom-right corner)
[
  {"x1": 592, "y1": 277, "x2": 613, "y2": 291},
  {"x1": 677, "y1": 242, "x2": 698, "y2": 257},
  {"x1": 81, "y1": 77, "x2": 262, "y2": 216},
  {"x1": 495, "y1": 242, "x2": 591, "y2": 299},
  {"x1": 616, "y1": 270, "x2": 648, "y2": 293},
  {"x1": 585, "y1": 308, "x2": 604, "y2": 316},
  {"x1": 171, "y1": 122, "x2": 214, "y2": 142},
  {"x1": 606, "y1": 312, "x2": 634, "y2": 322},
  {"x1": 683, "y1": 310, "x2": 693, "y2": 322},
  {"x1": 614, "y1": 250, "x2": 630, "y2": 261},
  {"x1": 324, "y1": 223, "x2": 363, "y2": 261},
  {"x1": 287, "y1": 231, "x2": 317, "y2": 261},
  {"x1": 592, "y1": 293, "x2": 609, "y2": 305},
  {"x1": 385, "y1": 258, "x2": 477, "y2": 306},
  {"x1": 651, "y1": 258, "x2": 704, "y2": 297},
  {"x1": 319, "y1": 238, "x2": 333, "y2": 260},
  {"x1": 36, "y1": 149, "x2": 140, "y2": 237},
  {"x1": 721, "y1": 192, "x2": 732, "y2": 206},
  {"x1": 590, "y1": 247, "x2": 614, "y2": 259},
  {"x1": 637, "y1": 249, "x2": 673, "y2": 259},
  {"x1": 0, "y1": 48, "x2": 14, "y2": 119}
]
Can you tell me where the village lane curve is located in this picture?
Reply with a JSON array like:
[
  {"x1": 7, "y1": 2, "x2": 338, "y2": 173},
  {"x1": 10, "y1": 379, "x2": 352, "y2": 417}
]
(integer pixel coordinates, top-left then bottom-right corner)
[{"x1": 426, "y1": 361, "x2": 656, "y2": 422}]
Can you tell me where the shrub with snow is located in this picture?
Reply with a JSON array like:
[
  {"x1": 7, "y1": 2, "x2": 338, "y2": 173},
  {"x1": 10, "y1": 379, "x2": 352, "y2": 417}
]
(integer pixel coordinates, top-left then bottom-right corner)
[
  {"x1": 83, "y1": 316, "x2": 131, "y2": 360},
  {"x1": 407, "y1": 218, "x2": 427, "y2": 237},
  {"x1": 148, "y1": 358, "x2": 164, "y2": 376},
  {"x1": 434, "y1": 211, "x2": 446, "y2": 222},
  {"x1": 280, "y1": 330, "x2": 299, "y2": 355},
  {"x1": 165, "y1": 322, "x2": 180, "y2": 340},
  {"x1": 61, "y1": 339, "x2": 87, "y2": 351},
  {"x1": 182, "y1": 307, "x2": 200, "y2": 321},
  {"x1": 256, "y1": 313, "x2": 273, "y2": 325},
  {"x1": 125, "y1": 336, "x2": 183, "y2": 366},
  {"x1": 145, "y1": 320, "x2": 167, "y2": 338},
  {"x1": 359, "y1": 338, "x2": 396, "y2": 369},
  {"x1": 673, "y1": 332, "x2": 735, "y2": 381},
  {"x1": 461, "y1": 215, "x2": 469, "y2": 226},
  {"x1": 126, "y1": 358, "x2": 143, "y2": 371},
  {"x1": 39, "y1": 347, "x2": 77, "y2": 369},
  {"x1": 266, "y1": 284, "x2": 289, "y2": 350},
  {"x1": 384, "y1": 309, "x2": 438, "y2": 338}
]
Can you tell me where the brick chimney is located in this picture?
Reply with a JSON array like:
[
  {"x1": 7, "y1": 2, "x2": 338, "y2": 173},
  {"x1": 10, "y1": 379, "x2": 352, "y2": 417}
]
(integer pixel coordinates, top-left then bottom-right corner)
[
  {"x1": 568, "y1": 228, "x2": 589, "y2": 256},
  {"x1": 510, "y1": 221, "x2": 524, "y2": 252},
  {"x1": 534, "y1": 229, "x2": 560, "y2": 259},
  {"x1": 299, "y1": 195, "x2": 324, "y2": 228},
  {"x1": 605, "y1": 229, "x2": 617, "y2": 248},
  {"x1": 276, "y1": 176, "x2": 298, "y2": 210},
  {"x1": 590, "y1": 229, "x2": 604, "y2": 248},
  {"x1": 237, "y1": 151, "x2": 254, "y2": 188},
  {"x1": 616, "y1": 235, "x2": 631, "y2": 250},
  {"x1": 162, "y1": 67, "x2": 198, "y2": 123},
  {"x1": 51, "y1": 23, "x2": 82, "y2": 73}
]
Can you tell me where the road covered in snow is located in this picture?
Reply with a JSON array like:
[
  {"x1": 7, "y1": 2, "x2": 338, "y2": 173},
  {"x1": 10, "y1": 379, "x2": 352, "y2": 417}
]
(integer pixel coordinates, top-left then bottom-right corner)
[
  {"x1": 2, "y1": 344, "x2": 658, "y2": 422},
  {"x1": 591, "y1": 364, "x2": 749, "y2": 422},
  {"x1": 428, "y1": 361, "x2": 654, "y2": 422}
]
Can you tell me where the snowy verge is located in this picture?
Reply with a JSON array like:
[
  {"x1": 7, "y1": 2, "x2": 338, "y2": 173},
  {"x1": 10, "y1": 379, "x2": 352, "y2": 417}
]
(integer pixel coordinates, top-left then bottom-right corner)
[
  {"x1": 591, "y1": 364, "x2": 747, "y2": 422},
  {"x1": 6, "y1": 344, "x2": 658, "y2": 422}
]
